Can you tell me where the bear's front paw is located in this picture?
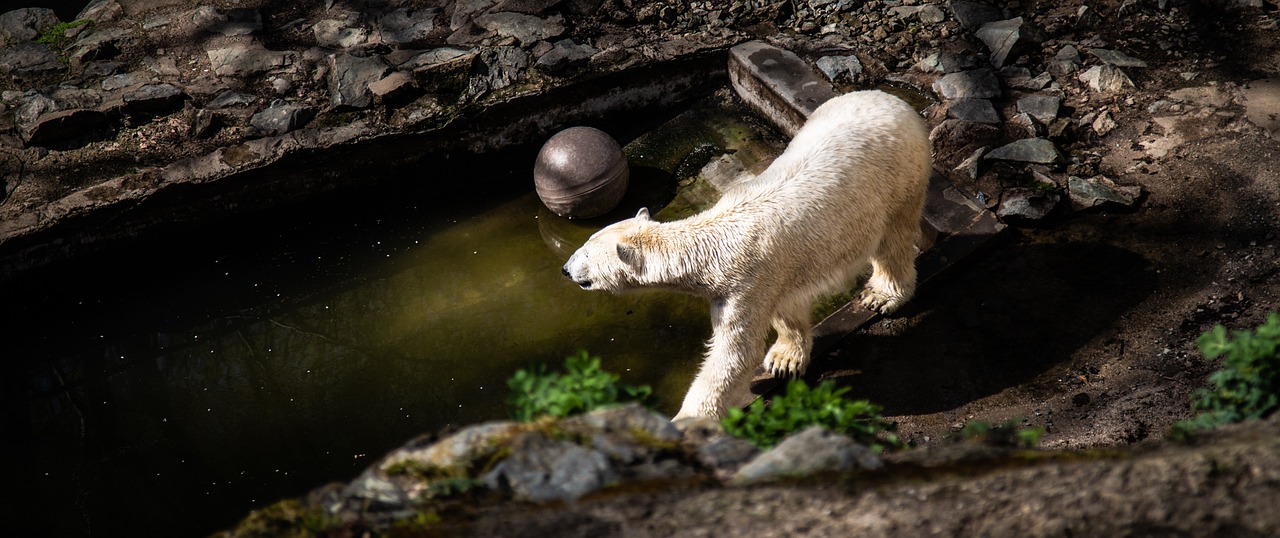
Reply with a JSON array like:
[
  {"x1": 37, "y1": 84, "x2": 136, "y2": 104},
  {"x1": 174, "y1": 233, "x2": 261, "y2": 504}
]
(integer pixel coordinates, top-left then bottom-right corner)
[
  {"x1": 763, "y1": 343, "x2": 810, "y2": 378},
  {"x1": 859, "y1": 288, "x2": 906, "y2": 314}
]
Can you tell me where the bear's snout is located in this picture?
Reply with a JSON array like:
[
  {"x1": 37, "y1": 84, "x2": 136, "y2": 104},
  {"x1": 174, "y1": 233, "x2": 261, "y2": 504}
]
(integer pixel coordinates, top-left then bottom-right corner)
[{"x1": 561, "y1": 262, "x2": 592, "y2": 289}]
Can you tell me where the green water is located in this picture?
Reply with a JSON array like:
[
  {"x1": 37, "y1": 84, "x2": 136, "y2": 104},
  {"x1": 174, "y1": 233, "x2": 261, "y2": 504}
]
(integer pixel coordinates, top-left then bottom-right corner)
[{"x1": 8, "y1": 95, "x2": 784, "y2": 536}]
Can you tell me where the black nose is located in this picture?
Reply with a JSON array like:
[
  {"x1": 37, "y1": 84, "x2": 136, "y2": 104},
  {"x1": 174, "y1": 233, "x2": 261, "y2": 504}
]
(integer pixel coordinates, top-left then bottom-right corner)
[{"x1": 561, "y1": 266, "x2": 570, "y2": 277}]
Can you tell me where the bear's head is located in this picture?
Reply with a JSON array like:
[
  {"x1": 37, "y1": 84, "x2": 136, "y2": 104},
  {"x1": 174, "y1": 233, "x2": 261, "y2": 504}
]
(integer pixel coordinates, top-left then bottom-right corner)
[{"x1": 562, "y1": 207, "x2": 655, "y2": 293}]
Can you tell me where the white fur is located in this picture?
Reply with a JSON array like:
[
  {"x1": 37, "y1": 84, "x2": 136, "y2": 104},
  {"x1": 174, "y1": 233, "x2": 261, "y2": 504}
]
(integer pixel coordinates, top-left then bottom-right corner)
[{"x1": 563, "y1": 91, "x2": 932, "y2": 420}]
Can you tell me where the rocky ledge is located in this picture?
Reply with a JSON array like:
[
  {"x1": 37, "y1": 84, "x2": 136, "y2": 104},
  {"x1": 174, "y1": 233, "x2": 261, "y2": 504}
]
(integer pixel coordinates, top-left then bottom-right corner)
[{"x1": 3, "y1": 1, "x2": 1279, "y2": 279}]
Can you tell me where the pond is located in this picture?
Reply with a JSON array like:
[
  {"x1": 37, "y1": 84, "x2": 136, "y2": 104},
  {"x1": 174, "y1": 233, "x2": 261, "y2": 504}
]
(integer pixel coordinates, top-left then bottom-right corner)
[{"x1": 4, "y1": 93, "x2": 786, "y2": 536}]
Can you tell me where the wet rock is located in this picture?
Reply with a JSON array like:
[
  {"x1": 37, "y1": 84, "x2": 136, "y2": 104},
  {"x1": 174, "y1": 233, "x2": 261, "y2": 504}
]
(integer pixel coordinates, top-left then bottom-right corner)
[
  {"x1": 1087, "y1": 48, "x2": 1148, "y2": 68},
  {"x1": 998, "y1": 187, "x2": 1060, "y2": 221},
  {"x1": 207, "y1": 43, "x2": 297, "y2": 77},
  {"x1": 948, "y1": 98, "x2": 1000, "y2": 123},
  {"x1": 192, "y1": 6, "x2": 262, "y2": 36},
  {"x1": 482, "y1": 430, "x2": 616, "y2": 503},
  {"x1": 1067, "y1": 175, "x2": 1140, "y2": 211},
  {"x1": 0, "y1": 7, "x2": 59, "y2": 47},
  {"x1": 0, "y1": 43, "x2": 66, "y2": 76},
  {"x1": 815, "y1": 54, "x2": 863, "y2": 82},
  {"x1": 534, "y1": 38, "x2": 595, "y2": 73},
  {"x1": 463, "y1": 46, "x2": 528, "y2": 101},
  {"x1": 122, "y1": 83, "x2": 185, "y2": 115},
  {"x1": 1078, "y1": 65, "x2": 1134, "y2": 93},
  {"x1": 1016, "y1": 94, "x2": 1060, "y2": 124},
  {"x1": 933, "y1": 68, "x2": 1002, "y2": 100},
  {"x1": 985, "y1": 138, "x2": 1060, "y2": 164},
  {"x1": 948, "y1": 0, "x2": 1004, "y2": 31},
  {"x1": 249, "y1": 101, "x2": 315, "y2": 136},
  {"x1": 313, "y1": 18, "x2": 369, "y2": 49},
  {"x1": 1241, "y1": 78, "x2": 1280, "y2": 140},
  {"x1": 474, "y1": 12, "x2": 564, "y2": 46},
  {"x1": 731, "y1": 427, "x2": 883, "y2": 485},
  {"x1": 23, "y1": 108, "x2": 111, "y2": 147},
  {"x1": 327, "y1": 53, "x2": 392, "y2": 109},
  {"x1": 374, "y1": 8, "x2": 438, "y2": 46}
]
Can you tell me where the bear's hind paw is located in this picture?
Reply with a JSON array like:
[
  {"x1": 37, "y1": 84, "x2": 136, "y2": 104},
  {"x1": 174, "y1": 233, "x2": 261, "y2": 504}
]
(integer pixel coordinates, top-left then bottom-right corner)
[{"x1": 859, "y1": 288, "x2": 907, "y2": 314}]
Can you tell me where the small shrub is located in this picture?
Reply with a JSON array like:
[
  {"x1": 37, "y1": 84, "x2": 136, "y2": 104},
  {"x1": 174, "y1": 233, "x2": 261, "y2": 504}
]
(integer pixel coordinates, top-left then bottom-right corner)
[
  {"x1": 957, "y1": 418, "x2": 1045, "y2": 448},
  {"x1": 506, "y1": 350, "x2": 653, "y2": 421},
  {"x1": 722, "y1": 379, "x2": 904, "y2": 452},
  {"x1": 1172, "y1": 313, "x2": 1280, "y2": 437}
]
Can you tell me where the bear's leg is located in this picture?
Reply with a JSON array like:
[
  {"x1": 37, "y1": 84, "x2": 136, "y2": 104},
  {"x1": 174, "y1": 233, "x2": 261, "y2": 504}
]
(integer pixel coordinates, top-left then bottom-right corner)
[
  {"x1": 860, "y1": 203, "x2": 922, "y2": 314},
  {"x1": 763, "y1": 297, "x2": 812, "y2": 377},
  {"x1": 674, "y1": 298, "x2": 769, "y2": 420}
]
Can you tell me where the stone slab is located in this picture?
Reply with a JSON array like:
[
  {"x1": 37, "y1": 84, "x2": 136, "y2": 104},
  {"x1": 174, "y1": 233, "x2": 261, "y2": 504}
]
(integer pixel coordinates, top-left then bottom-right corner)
[{"x1": 728, "y1": 41, "x2": 839, "y2": 138}]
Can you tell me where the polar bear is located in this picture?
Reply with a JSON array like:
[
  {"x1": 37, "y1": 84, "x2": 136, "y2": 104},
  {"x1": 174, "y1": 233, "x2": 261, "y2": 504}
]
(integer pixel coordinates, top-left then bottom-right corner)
[{"x1": 562, "y1": 90, "x2": 932, "y2": 420}]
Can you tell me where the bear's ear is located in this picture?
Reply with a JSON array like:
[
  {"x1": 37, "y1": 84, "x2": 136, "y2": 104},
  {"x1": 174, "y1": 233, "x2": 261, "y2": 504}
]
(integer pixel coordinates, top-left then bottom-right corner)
[
  {"x1": 634, "y1": 207, "x2": 651, "y2": 221},
  {"x1": 616, "y1": 241, "x2": 643, "y2": 267}
]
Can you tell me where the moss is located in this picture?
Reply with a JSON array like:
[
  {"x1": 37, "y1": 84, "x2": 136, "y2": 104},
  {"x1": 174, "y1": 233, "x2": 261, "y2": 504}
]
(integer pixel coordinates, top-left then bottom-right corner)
[
  {"x1": 36, "y1": 19, "x2": 91, "y2": 54},
  {"x1": 221, "y1": 499, "x2": 336, "y2": 538}
]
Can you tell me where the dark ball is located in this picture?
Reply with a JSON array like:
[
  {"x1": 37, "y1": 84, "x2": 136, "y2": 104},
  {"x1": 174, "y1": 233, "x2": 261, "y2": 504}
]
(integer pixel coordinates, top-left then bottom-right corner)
[{"x1": 534, "y1": 126, "x2": 629, "y2": 218}]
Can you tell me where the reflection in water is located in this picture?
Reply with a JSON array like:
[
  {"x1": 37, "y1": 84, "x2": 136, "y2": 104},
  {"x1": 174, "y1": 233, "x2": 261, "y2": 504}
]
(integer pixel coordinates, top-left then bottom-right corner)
[{"x1": 6, "y1": 95, "x2": 782, "y2": 537}]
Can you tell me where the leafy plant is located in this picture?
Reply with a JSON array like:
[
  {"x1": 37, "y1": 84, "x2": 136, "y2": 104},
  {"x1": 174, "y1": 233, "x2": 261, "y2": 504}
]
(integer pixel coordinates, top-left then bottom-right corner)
[
  {"x1": 506, "y1": 350, "x2": 653, "y2": 421},
  {"x1": 1172, "y1": 313, "x2": 1280, "y2": 437},
  {"x1": 722, "y1": 379, "x2": 904, "y2": 452},
  {"x1": 957, "y1": 418, "x2": 1045, "y2": 448},
  {"x1": 35, "y1": 19, "x2": 91, "y2": 50}
]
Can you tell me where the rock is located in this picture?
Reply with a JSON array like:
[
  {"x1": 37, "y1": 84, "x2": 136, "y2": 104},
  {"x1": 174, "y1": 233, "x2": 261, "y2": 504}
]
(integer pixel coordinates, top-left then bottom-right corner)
[
  {"x1": 368, "y1": 71, "x2": 416, "y2": 103},
  {"x1": 481, "y1": 430, "x2": 616, "y2": 503},
  {"x1": 1016, "y1": 94, "x2": 1061, "y2": 124},
  {"x1": 0, "y1": 7, "x2": 59, "y2": 47},
  {"x1": 1167, "y1": 85, "x2": 1233, "y2": 109},
  {"x1": 207, "y1": 43, "x2": 297, "y2": 77},
  {"x1": 69, "y1": 28, "x2": 124, "y2": 64},
  {"x1": 977, "y1": 17, "x2": 1039, "y2": 68},
  {"x1": 13, "y1": 91, "x2": 56, "y2": 129},
  {"x1": 101, "y1": 71, "x2": 146, "y2": 91},
  {"x1": 534, "y1": 38, "x2": 595, "y2": 73},
  {"x1": 374, "y1": 8, "x2": 438, "y2": 46},
  {"x1": 249, "y1": 101, "x2": 316, "y2": 136},
  {"x1": 50, "y1": 87, "x2": 102, "y2": 109},
  {"x1": 933, "y1": 69, "x2": 1002, "y2": 100},
  {"x1": 192, "y1": 6, "x2": 262, "y2": 36},
  {"x1": 191, "y1": 109, "x2": 221, "y2": 138},
  {"x1": 1087, "y1": 48, "x2": 1148, "y2": 68},
  {"x1": 696, "y1": 436, "x2": 760, "y2": 479},
  {"x1": 948, "y1": 0, "x2": 1004, "y2": 31},
  {"x1": 985, "y1": 138, "x2": 1060, "y2": 164},
  {"x1": 313, "y1": 18, "x2": 370, "y2": 49},
  {"x1": 815, "y1": 54, "x2": 863, "y2": 82},
  {"x1": 998, "y1": 187, "x2": 1060, "y2": 221},
  {"x1": 327, "y1": 53, "x2": 392, "y2": 109},
  {"x1": 207, "y1": 90, "x2": 256, "y2": 109},
  {"x1": 1078, "y1": 65, "x2": 1134, "y2": 93},
  {"x1": 955, "y1": 147, "x2": 986, "y2": 180},
  {"x1": 1008, "y1": 112, "x2": 1046, "y2": 137},
  {"x1": 919, "y1": 5, "x2": 947, "y2": 24},
  {"x1": 341, "y1": 471, "x2": 412, "y2": 515},
  {"x1": 731, "y1": 427, "x2": 883, "y2": 485},
  {"x1": 1241, "y1": 78, "x2": 1280, "y2": 140},
  {"x1": 915, "y1": 51, "x2": 977, "y2": 74},
  {"x1": 463, "y1": 46, "x2": 528, "y2": 101},
  {"x1": 474, "y1": 12, "x2": 565, "y2": 46},
  {"x1": 1068, "y1": 176, "x2": 1140, "y2": 211},
  {"x1": 22, "y1": 108, "x2": 111, "y2": 147},
  {"x1": 122, "y1": 83, "x2": 185, "y2": 115},
  {"x1": 559, "y1": 404, "x2": 681, "y2": 463},
  {"x1": 397, "y1": 47, "x2": 473, "y2": 71},
  {"x1": 0, "y1": 43, "x2": 66, "y2": 76},
  {"x1": 1092, "y1": 111, "x2": 1118, "y2": 136},
  {"x1": 930, "y1": 119, "x2": 1002, "y2": 171},
  {"x1": 380, "y1": 421, "x2": 528, "y2": 475},
  {"x1": 77, "y1": 0, "x2": 123, "y2": 23},
  {"x1": 948, "y1": 98, "x2": 1000, "y2": 123},
  {"x1": 82, "y1": 60, "x2": 126, "y2": 77},
  {"x1": 452, "y1": 0, "x2": 502, "y2": 31}
]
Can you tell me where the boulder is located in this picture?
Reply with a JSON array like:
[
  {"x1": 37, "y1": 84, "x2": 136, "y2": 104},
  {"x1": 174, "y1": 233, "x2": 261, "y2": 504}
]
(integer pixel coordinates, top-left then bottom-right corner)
[{"x1": 0, "y1": 7, "x2": 59, "y2": 47}]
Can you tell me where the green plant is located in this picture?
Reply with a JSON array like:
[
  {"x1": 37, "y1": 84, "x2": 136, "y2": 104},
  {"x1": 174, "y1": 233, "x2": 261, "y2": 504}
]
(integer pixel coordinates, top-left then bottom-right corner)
[
  {"x1": 722, "y1": 379, "x2": 904, "y2": 452},
  {"x1": 35, "y1": 19, "x2": 91, "y2": 50},
  {"x1": 1172, "y1": 313, "x2": 1280, "y2": 437},
  {"x1": 958, "y1": 418, "x2": 1045, "y2": 448},
  {"x1": 506, "y1": 350, "x2": 653, "y2": 421}
]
